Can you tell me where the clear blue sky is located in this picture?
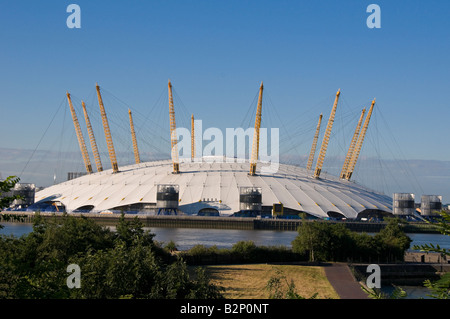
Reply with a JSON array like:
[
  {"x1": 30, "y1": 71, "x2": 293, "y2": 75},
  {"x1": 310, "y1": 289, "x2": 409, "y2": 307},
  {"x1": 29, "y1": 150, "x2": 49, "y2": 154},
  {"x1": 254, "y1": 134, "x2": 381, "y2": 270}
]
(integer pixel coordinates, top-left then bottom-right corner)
[{"x1": 1, "y1": 1, "x2": 450, "y2": 200}]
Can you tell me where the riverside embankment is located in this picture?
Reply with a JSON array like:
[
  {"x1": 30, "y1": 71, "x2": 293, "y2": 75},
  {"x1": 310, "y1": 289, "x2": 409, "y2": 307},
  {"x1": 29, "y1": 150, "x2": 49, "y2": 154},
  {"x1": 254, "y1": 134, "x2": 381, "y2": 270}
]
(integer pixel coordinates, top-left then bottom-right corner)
[
  {"x1": 0, "y1": 211, "x2": 443, "y2": 233},
  {"x1": 0, "y1": 211, "x2": 442, "y2": 233}
]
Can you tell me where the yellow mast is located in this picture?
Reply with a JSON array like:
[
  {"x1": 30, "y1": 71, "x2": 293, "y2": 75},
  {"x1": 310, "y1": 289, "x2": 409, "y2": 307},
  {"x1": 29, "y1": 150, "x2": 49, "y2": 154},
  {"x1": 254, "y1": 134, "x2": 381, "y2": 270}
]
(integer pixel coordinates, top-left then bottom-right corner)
[
  {"x1": 249, "y1": 82, "x2": 264, "y2": 176},
  {"x1": 128, "y1": 109, "x2": 141, "y2": 164},
  {"x1": 306, "y1": 113, "x2": 323, "y2": 170},
  {"x1": 340, "y1": 107, "x2": 366, "y2": 179},
  {"x1": 96, "y1": 83, "x2": 119, "y2": 173},
  {"x1": 82, "y1": 101, "x2": 103, "y2": 172},
  {"x1": 66, "y1": 92, "x2": 93, "y2": 174},
  {"x1": 191, "y1": 114, "x2": 195, "y2": 161},
  {"x1": 313, "y1": 89, "x2": 341, "y2": 178},
  {"x1": 168, "y1": 80, "x2": 180, "y2": 174},
  {"x1": 345, "y1": 98, "x2": 376, "y2": 181}
]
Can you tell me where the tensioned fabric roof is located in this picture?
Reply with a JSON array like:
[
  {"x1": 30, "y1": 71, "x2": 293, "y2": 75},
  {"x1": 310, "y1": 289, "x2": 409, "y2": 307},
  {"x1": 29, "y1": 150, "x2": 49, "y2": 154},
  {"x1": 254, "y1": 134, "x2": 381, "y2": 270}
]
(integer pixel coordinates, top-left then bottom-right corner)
[{"x1": 34, "y1": 157, "x2": 392, "y2": 219}]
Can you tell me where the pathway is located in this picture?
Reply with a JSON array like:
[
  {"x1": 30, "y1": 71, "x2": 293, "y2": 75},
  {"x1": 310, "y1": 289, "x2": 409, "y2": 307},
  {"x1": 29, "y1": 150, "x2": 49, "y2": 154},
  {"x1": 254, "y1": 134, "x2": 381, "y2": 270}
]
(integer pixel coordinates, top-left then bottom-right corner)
[{"x1": 324, "y1": 263, "x2": 369, "y2": 299}]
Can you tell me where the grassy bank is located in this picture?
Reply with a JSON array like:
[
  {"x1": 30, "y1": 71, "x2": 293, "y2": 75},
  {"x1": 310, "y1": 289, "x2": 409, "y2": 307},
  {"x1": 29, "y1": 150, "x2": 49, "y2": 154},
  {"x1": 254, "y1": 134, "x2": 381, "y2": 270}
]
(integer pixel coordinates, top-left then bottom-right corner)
[{"x1": 204, "y1": 264, "x2": 339, "y2": 299}]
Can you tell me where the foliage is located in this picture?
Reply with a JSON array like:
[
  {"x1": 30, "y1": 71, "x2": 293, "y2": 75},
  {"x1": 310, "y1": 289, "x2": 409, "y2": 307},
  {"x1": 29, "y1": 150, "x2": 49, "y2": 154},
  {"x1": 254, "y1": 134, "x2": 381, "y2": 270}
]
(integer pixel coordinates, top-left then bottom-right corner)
[
  {"x1": 70, "y1": 239, "x2": 161, "y2": 298},
  {"x1": 152, "y1": 258, "x2": 224, "y2": 299},
  {"x1": 361, "y1": 212, "x2": 449, "y2": 299},
  {"x1": 188, "y1": 244, "x2": 222, "y2": 256},
  {"x1": 164, "y1": 240, "x2": 178, "y2": 253},
  {"x1": 265, "y1": 268, "x2": 318, "y2": 299},
  {"x1": 0, "y1": 213, "x2": 223, "y2": 299},
  {"x1": 413, "y1": 211, "x2": 450, "y2": 256},
  {"x1": 291, "y1": 221, "x2": 355, "y2": 262},
  {"x1": 231, "y1": 240, "x2": 263, "y2": 262},
  {"x1": 180, "y1": 241, "x2": 305, "y2": 265},
  {"x1": 115, "y1": 213, "x2": 155, "y2": 247},
  {"x1": 0, "y1": 176, "x2": 21, "y2": 210},
  {"x1": 413, "y1": 210, "x2": 450, "y2": 299},
  {"x1": 361, "y1": 285, "x2": 406, "y2": 299},
  {"x1": 423, "y1": 273, "x2": 450, "y2": 299},
  {"x1": 0, "y1": 176, "x2": 25, "y2": 229},
  {"x1": 373, "y1": 218, "x2": 412, "y2": 261},
  {"x1": 182, "y1": 221, "x2": 412, "y2": 265},
  {"x1": 292, "y1": 219, "x2": 411, "y2": 263}
]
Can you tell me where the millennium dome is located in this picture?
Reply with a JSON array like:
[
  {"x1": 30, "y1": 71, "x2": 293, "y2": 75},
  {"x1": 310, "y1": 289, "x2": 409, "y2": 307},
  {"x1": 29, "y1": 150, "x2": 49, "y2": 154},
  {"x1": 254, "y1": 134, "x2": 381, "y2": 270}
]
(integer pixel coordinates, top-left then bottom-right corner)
[
  {"x1": 32, "y1": 81, "x2": 393, "y2": 220},
  {"x1": 33, "y1": 156, "x2": 392, "y2": 219}
]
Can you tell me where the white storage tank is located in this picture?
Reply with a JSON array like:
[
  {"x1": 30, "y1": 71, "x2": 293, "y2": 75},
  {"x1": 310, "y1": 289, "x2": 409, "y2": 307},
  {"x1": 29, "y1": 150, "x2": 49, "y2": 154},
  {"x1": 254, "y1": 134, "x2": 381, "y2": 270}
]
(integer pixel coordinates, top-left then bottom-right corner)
[
  {"x1": 420, "y1": 195, "x2": 442, "y2": 216},
  {"x1": 393, "y1": 193, "x2": 415, "y2": 216}
]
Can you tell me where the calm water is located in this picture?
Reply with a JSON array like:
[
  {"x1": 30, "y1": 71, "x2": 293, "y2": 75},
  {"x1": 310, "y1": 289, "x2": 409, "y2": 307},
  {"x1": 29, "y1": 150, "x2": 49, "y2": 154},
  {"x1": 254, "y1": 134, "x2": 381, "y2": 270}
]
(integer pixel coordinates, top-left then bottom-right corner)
[{"x1": 1, "y1": 222, "x2": 448, "y2": 251}]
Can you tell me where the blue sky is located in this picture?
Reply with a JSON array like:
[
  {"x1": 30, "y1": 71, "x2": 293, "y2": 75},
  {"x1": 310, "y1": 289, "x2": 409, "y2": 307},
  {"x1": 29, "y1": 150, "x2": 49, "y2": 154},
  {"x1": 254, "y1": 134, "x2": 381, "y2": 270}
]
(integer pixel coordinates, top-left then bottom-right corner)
[{"x1": 1, "y1": 1, "x2": 450, "y2": 201}]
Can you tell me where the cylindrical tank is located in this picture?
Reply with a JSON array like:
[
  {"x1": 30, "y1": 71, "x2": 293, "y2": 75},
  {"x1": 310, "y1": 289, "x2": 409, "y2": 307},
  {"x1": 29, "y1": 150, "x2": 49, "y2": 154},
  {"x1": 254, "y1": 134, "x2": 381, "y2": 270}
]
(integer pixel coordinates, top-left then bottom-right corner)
[
  {"x1": 156, "y1": 184, "x2": 179, "y2": 209},
  {"x1": 393, "y1": 193, "x2": 415, "y2": 216},
  {"x1": 420, "y1": 195, "x2": 442, "y2": 216},
  {"x1": 239, "y1": 187, "x2": 262, "y2": 212}
]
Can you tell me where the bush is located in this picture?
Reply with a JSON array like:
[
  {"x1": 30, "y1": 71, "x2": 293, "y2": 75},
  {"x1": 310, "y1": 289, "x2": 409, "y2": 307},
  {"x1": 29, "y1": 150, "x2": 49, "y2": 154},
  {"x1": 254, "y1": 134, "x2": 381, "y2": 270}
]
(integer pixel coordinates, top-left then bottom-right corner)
[
  {"x1": 180, "y1": 241, "x2": 306, "y2": 265},
  {"x1": 164, "y1": 240, "x2": 178, "y2": 253},
  {"x1": 231, "y1": 241, "x2": 258, "y2": 261}
]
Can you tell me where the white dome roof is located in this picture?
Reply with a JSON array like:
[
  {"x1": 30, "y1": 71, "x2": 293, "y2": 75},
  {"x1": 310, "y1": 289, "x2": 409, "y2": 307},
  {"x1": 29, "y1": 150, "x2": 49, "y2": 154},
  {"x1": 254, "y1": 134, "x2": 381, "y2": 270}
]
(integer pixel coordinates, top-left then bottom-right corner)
[{"x1": 34, "y1": 157, "x2": 392, "y2": 219}]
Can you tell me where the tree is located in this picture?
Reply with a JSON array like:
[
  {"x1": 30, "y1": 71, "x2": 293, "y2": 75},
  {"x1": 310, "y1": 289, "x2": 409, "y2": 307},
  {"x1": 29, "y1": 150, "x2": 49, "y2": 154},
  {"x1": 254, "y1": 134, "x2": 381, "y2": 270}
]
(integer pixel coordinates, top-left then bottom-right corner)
[
  {"x1": 292, "y1": 221, "x2": 355, "y2": 262},
  {"x1": 0, "y1": 176, "x2": 21, "y2": 209},
  {"x1": 373, "y1": 218, "x2": 412, "y2": 262},
  {"x1": 291, "y1": 221, "x2": 323, "y2": 262},
  {"x1": 0, "y1": 213, "x2": 117, "y2": 298},
  {"x1": 0, "y1": 212, "x2": 223, "y2": 299},
  {"x1": 115, "y1": 213, "x2": 155, "y2": 247},
  {"x1": 0, "y1": 176, "x2": 24, "y2": 228},
  {"x1": 70, "y1": 239, "x2": 161, "y2": 299},
  {"x1": 292, "y1": 219, "x2": 411, "y2": 263}
]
